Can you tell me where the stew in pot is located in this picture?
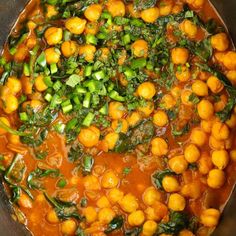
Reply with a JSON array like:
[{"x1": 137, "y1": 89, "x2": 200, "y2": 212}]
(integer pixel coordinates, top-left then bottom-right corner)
[{"x1": 0, "y1": 0, "x2": 236, "y2": 235}]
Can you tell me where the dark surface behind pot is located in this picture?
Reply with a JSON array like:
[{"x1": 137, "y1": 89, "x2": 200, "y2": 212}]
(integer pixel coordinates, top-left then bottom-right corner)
[{"x1": 0, "y1": 0, "x2": 236, "y2": 235}]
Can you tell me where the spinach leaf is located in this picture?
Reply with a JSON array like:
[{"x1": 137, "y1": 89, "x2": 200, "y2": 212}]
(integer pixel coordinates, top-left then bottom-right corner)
[
  {"x1": 157, "y1": 211, "x2": 189, "y2": 235},
  {"x1": 115, "y1": 120, "x2": 154, "y2": 153},
  {"x1": 82, "y1": 155, "x2": 94, "y2": 175},
  {"x1": 171, "y1": 124, "x2": 190, "y2": 137},
  {"x1": 152, "y1": 169, "x2": 175, "y2": 190},
  {"x1": 27, "y1": 167, "x2": 60, "y2": 190},
  {"x1": 105, "y1": 216, "x2": 124, "y2": 234},
  {"x1": 4, "y1": 154, "x2": 26, "y2": 185},
  {"x1": 44, "y1": 192, "x2": 83, "y2": 220},
  {"x1": 75, "y1": 227, "x2": 86, "y2": 236},
  {"x1": 134, "y1": 0, "x2": 157, "y2": 10},
  {"x1": 125, "y1": 227, "x2": 142, "y2": 236},
  {"x1": 68, "y1": 144, "x2": 84, "y2": 162}
]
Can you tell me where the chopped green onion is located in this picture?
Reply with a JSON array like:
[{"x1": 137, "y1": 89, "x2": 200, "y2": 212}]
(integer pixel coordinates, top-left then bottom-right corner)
[
  {"x1": 109, "y1": 90, "x2": 125, "y2": 102},
  {"x1": 54, "y1": 122, "x2": 65, "y2": 134},
  {"x1": 123, "y1": 67, "x2": 135, "y2": 79},
  {"x1": 44, "y1": 93, "x2": 52, "y2": 102},
  {"x1": 83, "y1": 92, "x2": 91, "y2": 108},
  {"x1": 53, "y1": 80, "x2": 62, "y2": 91},
  {"x1": 23, "y1": 63, "x2": 30, "y2": 76},
  {"x1": 66, "y1": 74, "x2": 82, "y2": 87},
  {"x1": 43, "y1": 76, "x2": 53, "y2": 87},
  {"x1": 19, "y1": 112, "x2": 28, "y2": 121},
  {"x1": 83, "y1": 155, "x2": 94, "y2": 173},
  {"x1": 50, "y1": 63, "x2": 58, "y2": 74},
  {"x1": 66, "y1": 118, "x2": 78, "y2": 131},
  {"x1": 92, "y1": 70, "x2": 106, "y2": 80},
  {"x1": 62, "y1": 104, "x2": 73, "y2": 113},
  {"x1": 131, "y1": 58, "x2": 147, "y2": 70},
  {"x1": 9, "y1": 47, "x2": 17, "y2": 55},
  {"x1": 99, "y1": 103, "x2": 108, "y2": 115},
  {"x1": 57, "y1": 178, "x2": 67, "y2": 188},
  {"x1": 63, "y1": 30, "x2": 71, "y2": 41},
  {"x1": 36, "y1": 51, "x2": 47, "y2": 67},
  {"x1": 84, "y1": 80, "x2": 102, "y2": 93},
  {"x1": 122, "y1": 34, "x2": 131, "y2": 45},
  {"x1": 84, "y1": 65, "x2": 93, "y2": 77},
  {"x1": 82, "y1": 112, "x2": 95, "y2": 127},
  {"x1": 76, "y1": 85, "x2": 87, "y2": 94},
  {"x1": 86, "y1": 34, "x2": 98, "y2": 45},
  {"x1": 50, "y1": 94, "x2": 62, "y2": 109}
]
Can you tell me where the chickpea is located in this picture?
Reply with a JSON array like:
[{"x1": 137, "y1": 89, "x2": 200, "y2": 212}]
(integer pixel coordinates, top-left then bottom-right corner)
[
  {"x1": 209, "y1": 135, "x2": 225, "y2": 150},
  {"x1": 85, "y1": 22, "x2": 99, "y2": 35},
  {"x1": 137, "y1": 101, "x2": 154, "y2": 117},
  {"x1": 159, "y1": 0, "x2": 173, "y2": 16},
  {"x1": 6, "y1": 76, "x2": 22, "y2": 94},
  {"x1": 101, "y1": 170, "x2": 119, "y2": 188},
  {"x1": 168, "y1": 155, "x2": 188, "y2": 174},
  {"x1": 84, "y1": 206, "x2": 97, "y2": 223},
  {"x1": 18, "y1": 193, "x2": 32, "y2": 208},
  {"x1": 175, "y1": 65, "x2": 191, "y2": 82},
  {"x1": 14, "y1": 45, "x2": 28, "y2": 62},
  {"x1": 44, "y1": 27, "x2": 62, "y2": 45},
  {"x1": 207, "y1": 76, "x2": 224, "y2": 93},
  {"x1": 211, "y1": 33, "x2": 229, "y2": 52},
  {"x1": 160, "y1": 94, "x2": 176, "y2": 109},
  {"x1": 200, "y1": 208, "x2": 220, "y2": 227},
  {"x1": 46, "y1": 209, "x2": 59, "y2": 224},
  {"x1": 128, "y1": 210, "x2": 145, "y2": 226},
  {"x1": 7, "y1": 134, "x2": 20, "y2": 144},
  {"x1": 127, "y1": 4, "x2": 141, "y2": 18},
  {"x1": 207, "y1": 169, "x2": 225, "y2": 189},
  {"x1": 201, "y1": 119, "x2": 213, "y2": 133},
  {"x1": 190, "y1": 128, "x2": 207, "y2": 147},
  {"x1": 142, "y1": 220, "x2": 158, "y2": 236},
  {"x1": 168, "y1": 193, "x2": 186, "y2": 211},
  {"x1": 3, "y1": 94, "x2": 18, "y2": 114},
  {"x1": 46, "y1": 4, "x2": 58, "y2": 18},
  {"x1": 181, "y1": 90, "x2": 193, "y2": 106},
  {"x1": 111, "y1": 119, "x2": 128, "y2": 133},
  {"x1": 61, "y1": 41, "x2": 77, "y2": 58},
  {"x1": 34, "y1": 75, "x2": 48, "y2": 92},
  {"x1": 104, "y1": 132, "x2": 119, "y2": 150},
  {"x1": 226, "y1": 114, "x2": 236, "y2": 128},
  {"x1": 180, "y1": 19, "x2": 198, "y2": 38},
  {"x1": 162, "y1": 176, "x2": 180, "y2": 193},
  {"x1": 223, "y1": 51, "x2": 236, "y2": 70},
  {"x1": 137, "y1": 82, "x2": 156, "y2": 99},
  {"x1": 145, "y1": 202, "x2": 168, "y2": 221},
  {"x1": 21, "y1": 76, "x2": 33, "y2": 95},
  {"x1": 83, "y1": 175, "x2": 101, "y2": 190},
  {"x1": 106, "y1": 0, "x2": 125, "y2": 17},
  {"x1": 97, "y1": 196, "x2": 111, "y2": 208},
  {"x1": 0, "y1": 117, "x2": 10, "y2": 135},
  {"x1": 84, "y1": 4, "x2": 102, "y2": 22},
  {"x1": 192, "y1": 80, "x2": 208, "y2": 96},
  {"x1": 211, "y1": 150, "x2": 229, "y2": 170},
  {"x1": 141, "y1": 7, "x2": 159, "y2": 23},
  {"x1": 211, "y1": 121, "x2": 229, "y2": 141},
  {"x1": 61, "y1": 219, "x2": 77, "y2": 235},
  {"x1": 109, "y1": 101, "x2": 126, "y2": 119},
  {"x1": 107, "y1": 188, "x2": 124, "y2": 204},
  {"x1": 171, "y1": 47, "x2": 189, "y2": 64},
  {"x1": 118, "y1": 193, "x2": 139, "y2": 213},
  {"x1": 226, "y1": 70, "x2": 236, "y2": 85},
  {"x1": 143, "y1": 186, "x2": 162, "y2": 206},
  {"x1": 153, "y1": 110, "x2": 168, "y2": 127},
  {"x1": 45, "y1": 47, "x2": 60, "y2": 64},
  {"x1": 186, "y1": 0, "x2": 205, "y2": 8},
  {"x1": 179, "y1": 230, "x2": 194, "y2": 236},
  {"x1": 131, "y1": 39, "x2": 148, "y2": 58},
  {"x1": 171, "y1": 86, "x2": 181, "y2": 99},
  {"x1": 184, "y1": 144, "x2": 200, "y2": 163},
  {"x1": 78, "y1": 126, "x2": 100, "y2": 148},
  {"x1": 214, "y1": 94, "x2": 227, "y2": 112},
  {"x1": 197, "y1": 99, "x2": 214, "y2": 120},
  {"x1": 127, "y1": 111, "x2": 141, "y2": 127},
  {"x1": 181, "y1": 181, "x2": 202, "y2": 199},
  {"x1": 172, "y1": 4, "x2": 183, "y2": 14},
  {"x1": 98, "y1": 207, "x2": 115, "y2": 224},
  {"x1": 79, "y1": 44, "x2": 96, "y2": 62},
  {"x1": 151, "y1": 137, "x2": 168, "y2": 156},
  {"x1": 198, "y1": 152, "x2": 213, "y2": 175},
  {"x1": 65, "y1": 17, "x2": 87, "y2": 34}
]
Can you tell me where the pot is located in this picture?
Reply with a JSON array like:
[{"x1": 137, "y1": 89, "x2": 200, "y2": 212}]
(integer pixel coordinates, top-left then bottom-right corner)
[{"x1": 0, "y1": 0, "x2": 235, "y2": 235}]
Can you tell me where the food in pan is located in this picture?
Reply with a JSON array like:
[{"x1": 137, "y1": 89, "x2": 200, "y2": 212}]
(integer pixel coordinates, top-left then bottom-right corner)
[{"x1": 0, "y1": 0, "x2": 236, "y2": 235}]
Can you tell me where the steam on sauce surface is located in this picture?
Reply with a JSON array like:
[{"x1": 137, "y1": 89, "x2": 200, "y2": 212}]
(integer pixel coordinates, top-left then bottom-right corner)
[{"x1": 1, "y1": 0, "x2": 236, "y2": 235}]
